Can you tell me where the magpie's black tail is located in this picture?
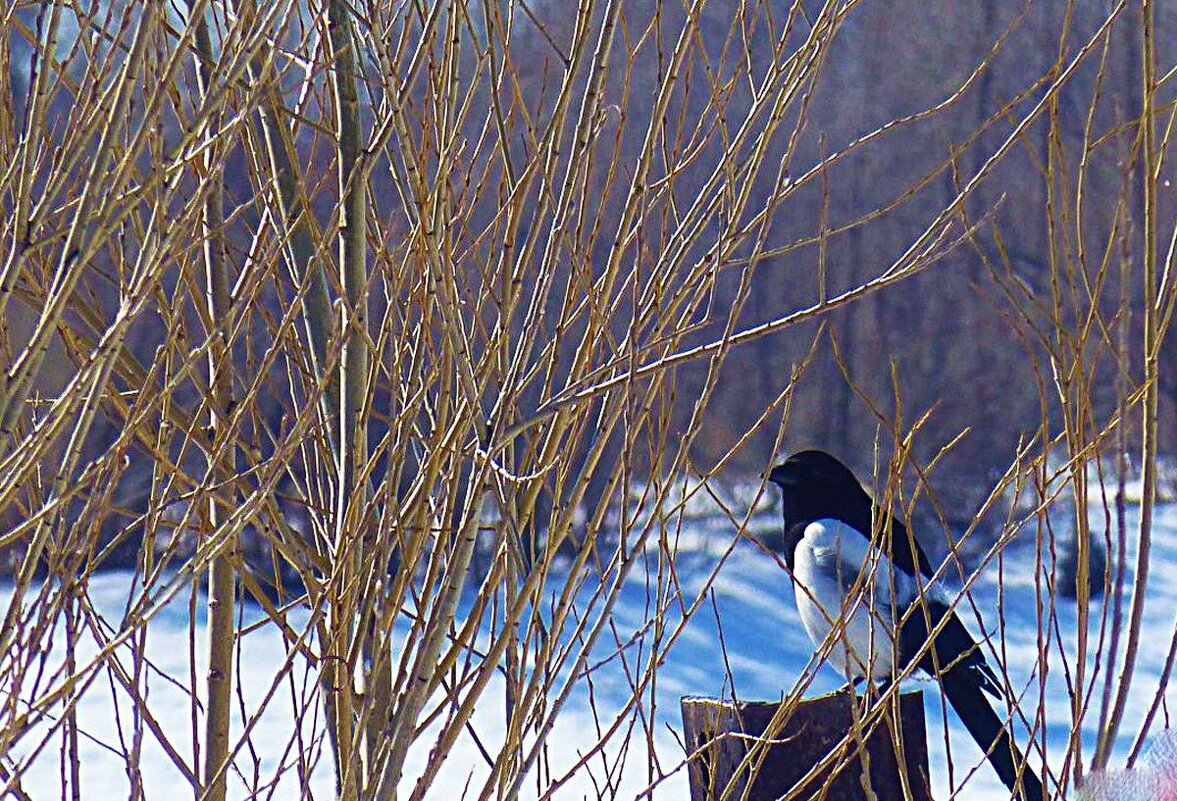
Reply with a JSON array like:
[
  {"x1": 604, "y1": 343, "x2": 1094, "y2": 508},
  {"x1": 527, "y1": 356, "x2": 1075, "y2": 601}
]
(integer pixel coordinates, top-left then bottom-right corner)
[{"x1": 940, "y1": 667, "x2": 1043, "y2": 800}]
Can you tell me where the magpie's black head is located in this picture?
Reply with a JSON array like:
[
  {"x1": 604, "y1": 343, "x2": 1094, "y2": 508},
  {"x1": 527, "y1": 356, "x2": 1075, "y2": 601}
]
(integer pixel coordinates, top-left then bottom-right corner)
[{"x1": 765, "y1": 450, "x2": 871, "y2": 527}]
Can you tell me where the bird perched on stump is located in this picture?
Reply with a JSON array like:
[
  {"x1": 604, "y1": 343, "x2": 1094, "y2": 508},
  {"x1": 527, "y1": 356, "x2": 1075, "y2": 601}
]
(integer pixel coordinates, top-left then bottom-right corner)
[{"x1": 766, "y1": 449, "x2": 1044, "y2": 800}]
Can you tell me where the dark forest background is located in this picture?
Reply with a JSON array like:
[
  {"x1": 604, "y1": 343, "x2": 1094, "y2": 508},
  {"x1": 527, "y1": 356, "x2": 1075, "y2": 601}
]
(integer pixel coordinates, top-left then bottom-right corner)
[{"x1": 4, "y1": 0, "x2": 1175, "y2": 552}]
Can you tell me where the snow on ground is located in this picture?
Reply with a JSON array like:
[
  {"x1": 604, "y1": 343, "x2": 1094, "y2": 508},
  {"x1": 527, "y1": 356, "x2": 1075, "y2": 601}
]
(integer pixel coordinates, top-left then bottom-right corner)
[{"x1": 6, "y1": 498, "x2": 1177, "y2": 799}]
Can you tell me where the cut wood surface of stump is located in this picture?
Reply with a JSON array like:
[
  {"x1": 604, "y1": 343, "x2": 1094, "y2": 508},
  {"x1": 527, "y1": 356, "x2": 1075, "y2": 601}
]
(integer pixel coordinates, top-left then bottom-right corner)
[{"x1": 681, "y1": 691, "x2": 932, "y2": 801}]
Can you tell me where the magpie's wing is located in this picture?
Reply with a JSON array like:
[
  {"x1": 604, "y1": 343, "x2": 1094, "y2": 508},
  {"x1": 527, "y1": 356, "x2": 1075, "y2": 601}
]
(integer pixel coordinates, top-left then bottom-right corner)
[
  {"x1": 879, "y1": 513, "x2": 939, "y2": 583},
  {"x1": 898, "y1": 596, "x2": 1000, "y2": 697},
  {"x1": 836, "y1": 480, "x2": 935, "y2": 581},
  {"x1": 793, "y1": 519, "x2": 916, "y2": 625}
]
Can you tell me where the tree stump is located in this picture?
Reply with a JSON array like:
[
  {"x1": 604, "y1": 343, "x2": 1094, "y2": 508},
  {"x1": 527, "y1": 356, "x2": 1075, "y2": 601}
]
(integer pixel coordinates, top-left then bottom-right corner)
[{"x1": 681, "y1": 691, "x2": 932, "y2": 801}]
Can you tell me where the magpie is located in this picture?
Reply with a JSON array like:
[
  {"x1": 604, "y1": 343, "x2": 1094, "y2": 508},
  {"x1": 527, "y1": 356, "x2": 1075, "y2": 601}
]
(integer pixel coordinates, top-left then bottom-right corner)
[{"x1": 766, "y1": 450, "x2": 1043, "y2": 800}]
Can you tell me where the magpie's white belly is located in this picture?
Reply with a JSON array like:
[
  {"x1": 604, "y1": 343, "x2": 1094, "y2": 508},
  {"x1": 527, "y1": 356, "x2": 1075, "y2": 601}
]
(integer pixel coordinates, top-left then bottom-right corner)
[{"x1": 793, "y1": 519, "x2": 909, "y2": 681}]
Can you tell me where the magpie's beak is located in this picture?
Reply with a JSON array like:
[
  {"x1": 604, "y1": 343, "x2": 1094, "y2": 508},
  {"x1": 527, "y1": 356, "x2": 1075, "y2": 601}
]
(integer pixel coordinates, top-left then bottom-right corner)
[{"x1": 762, "y1": 464, "x2": 788, "y2": 486}]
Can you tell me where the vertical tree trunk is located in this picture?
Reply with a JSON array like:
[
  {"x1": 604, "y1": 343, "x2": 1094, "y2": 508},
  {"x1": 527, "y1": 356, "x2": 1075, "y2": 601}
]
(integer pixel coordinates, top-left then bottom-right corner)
[
  {"x1": 1096, "y1": 0, "x2": 1160, "y2": 769},
  {"x1": 327, "y1": 2, "x2": 375, "y2": 796},
  {"x1": 188, "y1": 5, "x2": 237, "y2": 799}
]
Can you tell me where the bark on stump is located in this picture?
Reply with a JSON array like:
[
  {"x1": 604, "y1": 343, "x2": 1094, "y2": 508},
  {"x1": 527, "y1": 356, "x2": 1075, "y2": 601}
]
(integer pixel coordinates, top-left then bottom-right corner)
[{"x1": 681, "y1": 691, "x2": 932, "y2": 801}]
